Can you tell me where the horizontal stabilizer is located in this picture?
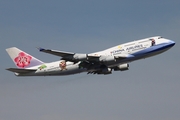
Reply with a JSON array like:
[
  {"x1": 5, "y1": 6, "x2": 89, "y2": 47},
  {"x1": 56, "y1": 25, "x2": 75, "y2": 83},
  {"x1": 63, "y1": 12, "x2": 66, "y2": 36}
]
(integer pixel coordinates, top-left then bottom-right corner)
[{"x1": 6, "y1": 68, "x2": 36, "y2": 73}]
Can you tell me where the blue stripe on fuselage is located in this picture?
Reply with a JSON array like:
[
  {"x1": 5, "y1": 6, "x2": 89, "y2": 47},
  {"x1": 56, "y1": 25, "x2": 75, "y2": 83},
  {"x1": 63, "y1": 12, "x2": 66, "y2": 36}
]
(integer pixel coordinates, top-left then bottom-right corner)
[{"x1": 132, "y1": 42, "x2": 175, "y2": 57}]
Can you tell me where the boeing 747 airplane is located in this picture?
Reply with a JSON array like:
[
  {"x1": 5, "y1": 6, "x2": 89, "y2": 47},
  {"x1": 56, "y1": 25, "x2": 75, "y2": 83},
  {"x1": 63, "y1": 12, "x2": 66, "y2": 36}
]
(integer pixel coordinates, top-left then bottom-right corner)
[{"x1": 6, "y1": 36, "x2": 175, "y2": 76}]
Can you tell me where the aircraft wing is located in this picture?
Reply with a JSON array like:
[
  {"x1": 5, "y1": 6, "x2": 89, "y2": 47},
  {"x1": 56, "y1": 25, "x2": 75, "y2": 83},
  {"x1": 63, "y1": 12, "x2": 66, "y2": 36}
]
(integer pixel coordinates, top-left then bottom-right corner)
[
  {"x1": 38, "y1": 47, "x2": 100, "y2": 62},
  {"x1": 38, "y1": 47, "x2": 75, "y2": 57}
]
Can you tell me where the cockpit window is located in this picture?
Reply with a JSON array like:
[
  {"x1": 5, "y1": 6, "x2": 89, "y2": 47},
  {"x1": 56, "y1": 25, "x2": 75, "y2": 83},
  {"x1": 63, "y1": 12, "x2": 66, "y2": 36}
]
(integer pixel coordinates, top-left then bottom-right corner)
[{"x1": 158, "y1": 36, "x2": 163, "y2": 39}]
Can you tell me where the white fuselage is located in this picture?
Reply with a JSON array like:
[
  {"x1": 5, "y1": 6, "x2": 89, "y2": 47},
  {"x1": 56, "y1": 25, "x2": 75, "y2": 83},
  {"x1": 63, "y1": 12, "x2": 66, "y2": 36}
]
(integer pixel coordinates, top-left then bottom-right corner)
[{"x1": 16, "y1": 36, "x2": 175, "y2": 76}]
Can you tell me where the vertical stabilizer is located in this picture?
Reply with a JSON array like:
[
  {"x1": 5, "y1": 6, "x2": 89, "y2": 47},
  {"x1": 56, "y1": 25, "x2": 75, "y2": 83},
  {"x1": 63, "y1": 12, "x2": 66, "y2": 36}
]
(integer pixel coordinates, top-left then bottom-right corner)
[{"x1": 6, "y1": 47, "x2": 44, "y2": 68}]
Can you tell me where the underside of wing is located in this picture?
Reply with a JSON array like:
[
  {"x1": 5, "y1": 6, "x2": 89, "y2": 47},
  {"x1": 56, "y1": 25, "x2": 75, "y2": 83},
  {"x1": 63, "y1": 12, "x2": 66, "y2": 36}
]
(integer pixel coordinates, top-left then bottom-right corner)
[{"x1": 6, "y1": 68, "x2": 37, "y2": 73}]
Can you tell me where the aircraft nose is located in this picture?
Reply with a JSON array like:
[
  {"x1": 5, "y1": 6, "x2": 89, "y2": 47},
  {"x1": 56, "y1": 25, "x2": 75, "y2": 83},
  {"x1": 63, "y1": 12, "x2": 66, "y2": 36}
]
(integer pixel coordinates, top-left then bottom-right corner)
[{"x1": 169, "y1": 40, "x2": 176, "y2": 46}]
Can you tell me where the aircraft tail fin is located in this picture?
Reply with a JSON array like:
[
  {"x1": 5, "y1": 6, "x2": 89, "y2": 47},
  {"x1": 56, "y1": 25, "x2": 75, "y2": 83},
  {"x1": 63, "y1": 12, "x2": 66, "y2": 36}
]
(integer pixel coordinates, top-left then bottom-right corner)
[{"x1": 6, "y1": 47, "x2": 44, "y2": 68}]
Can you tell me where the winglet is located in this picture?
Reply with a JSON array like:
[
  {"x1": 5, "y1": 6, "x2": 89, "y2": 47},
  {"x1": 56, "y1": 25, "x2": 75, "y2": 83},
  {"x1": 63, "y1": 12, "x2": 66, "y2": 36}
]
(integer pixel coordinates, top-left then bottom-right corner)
[{"x1": 37, "y1": 47, "x2": 45, "y2": 51}]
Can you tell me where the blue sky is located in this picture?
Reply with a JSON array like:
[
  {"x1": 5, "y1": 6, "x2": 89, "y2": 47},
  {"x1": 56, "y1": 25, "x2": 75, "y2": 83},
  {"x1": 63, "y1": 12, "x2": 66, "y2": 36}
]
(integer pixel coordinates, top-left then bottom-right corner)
[{"x1": 0, "y1": 0, "x2": 180, "y2": 120}]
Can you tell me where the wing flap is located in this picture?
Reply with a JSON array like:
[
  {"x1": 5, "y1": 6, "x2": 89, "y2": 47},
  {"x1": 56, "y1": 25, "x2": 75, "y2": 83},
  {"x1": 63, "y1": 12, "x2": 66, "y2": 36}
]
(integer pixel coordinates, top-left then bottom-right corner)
[{"x1": 6, "y1": 68, "x2": 37, "y2": 73}]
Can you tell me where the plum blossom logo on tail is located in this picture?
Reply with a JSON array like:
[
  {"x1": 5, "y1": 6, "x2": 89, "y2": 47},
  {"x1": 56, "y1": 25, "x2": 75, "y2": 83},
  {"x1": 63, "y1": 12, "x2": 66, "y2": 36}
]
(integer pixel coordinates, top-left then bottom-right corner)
[{"x1": 14, "y1": 52, "x2": 32, "y2": 68}]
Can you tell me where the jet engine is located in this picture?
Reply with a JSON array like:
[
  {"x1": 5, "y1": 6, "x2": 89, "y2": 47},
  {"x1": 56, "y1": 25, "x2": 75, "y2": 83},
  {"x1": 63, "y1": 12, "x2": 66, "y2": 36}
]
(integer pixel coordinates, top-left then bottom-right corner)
[
  {"x1": 100, "y1": 67, "x2": 112, "y2": 75},
  {"x1": 73, "y1": 54, "x2": 87, "y2": 61},
  {"x1": 114, "y1": 63, "x2": 129, "y2": 71},
  {"x1": 88, "y1": 68, "x2": 112, "y2": 75},
  {"x1": 99, "y1": 56, "x2": 116, "y2": 63}
]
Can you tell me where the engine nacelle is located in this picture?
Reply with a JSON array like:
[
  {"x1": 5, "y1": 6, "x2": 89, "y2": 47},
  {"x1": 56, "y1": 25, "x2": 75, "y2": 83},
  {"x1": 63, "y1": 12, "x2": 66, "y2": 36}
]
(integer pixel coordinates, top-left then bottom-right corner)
[
  {"x1": 73, "y1": 54, "x2": 87, "y2": 61},
  {"x1": 99, "y1": 56, "x2": 116, "y2": 63},
  {"x1": 101, "y1": 68, "x2": 112, "y2": 74},
  {"x1": 88, "y1": 68, "x2": 112, "y2": 75},
  {"x1": 114, "y1": 63, "x2": 129, "y2": 71}
]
